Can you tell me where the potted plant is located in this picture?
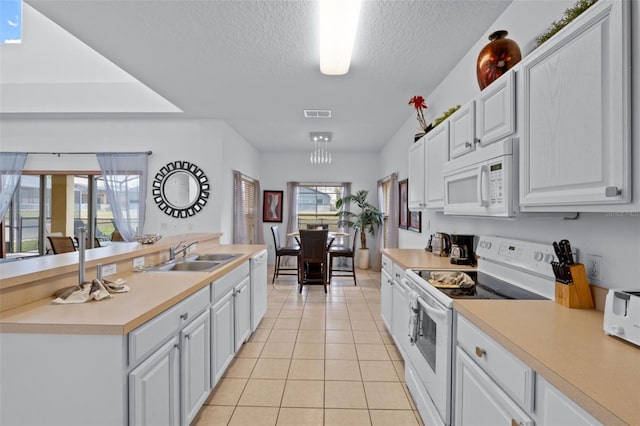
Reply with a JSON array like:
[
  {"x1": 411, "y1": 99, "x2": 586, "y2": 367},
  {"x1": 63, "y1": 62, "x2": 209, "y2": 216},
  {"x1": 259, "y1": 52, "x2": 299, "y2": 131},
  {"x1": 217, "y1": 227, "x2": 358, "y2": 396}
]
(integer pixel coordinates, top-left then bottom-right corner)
[{"x1": 335, "y1": 190, "x2": 383, "y2": 270}]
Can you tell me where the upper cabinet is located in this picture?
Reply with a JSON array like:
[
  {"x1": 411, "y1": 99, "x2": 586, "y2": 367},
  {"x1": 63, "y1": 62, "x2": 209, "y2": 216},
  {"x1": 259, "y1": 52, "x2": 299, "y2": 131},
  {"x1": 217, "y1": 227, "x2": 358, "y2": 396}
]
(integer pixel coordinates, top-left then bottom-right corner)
[
  {"x1": 408, "y1": 138, "x2": 426, "y2": 209},
  {"x1": 450, "y1": 72, "x2": 516, "y2": 160},
  {"x1": 518, "y1": 0, "x2": 631, "y2": 211}
]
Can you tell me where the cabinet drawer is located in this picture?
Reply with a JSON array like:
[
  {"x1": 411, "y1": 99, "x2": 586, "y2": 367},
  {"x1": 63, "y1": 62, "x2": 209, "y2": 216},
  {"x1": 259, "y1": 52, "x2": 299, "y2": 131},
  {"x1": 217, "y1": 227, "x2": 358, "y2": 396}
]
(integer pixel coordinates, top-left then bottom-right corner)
[
  {"x1": 392, "y1": 263, "x2": 405, "y2": 283},
  {"x1": 129, "y1": 286, "x2": 210, "y2": 366},
  {"x1": 456, "y1": 315, "x2": 535, "y2": 411},
  {"x1": 213, "y1": 262, "x2": 250, "y2": 301},
  {"x1": 381, "y1": 255, "x2": 392, "y2": 273}
]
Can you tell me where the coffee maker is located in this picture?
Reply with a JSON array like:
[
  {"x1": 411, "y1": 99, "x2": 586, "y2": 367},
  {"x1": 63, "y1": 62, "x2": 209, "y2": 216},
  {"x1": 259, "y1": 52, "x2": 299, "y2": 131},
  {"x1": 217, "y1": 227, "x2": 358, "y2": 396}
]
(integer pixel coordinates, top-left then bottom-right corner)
[{"x1": 450, "y1": 234, "x2": 475, "y2": 265}]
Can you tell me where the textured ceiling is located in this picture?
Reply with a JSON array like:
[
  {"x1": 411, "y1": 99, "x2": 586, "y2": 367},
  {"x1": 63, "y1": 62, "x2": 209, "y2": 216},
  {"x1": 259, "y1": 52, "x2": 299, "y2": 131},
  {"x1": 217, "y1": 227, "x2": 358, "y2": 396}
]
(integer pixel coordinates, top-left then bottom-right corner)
[{"x1": 25, "y1": 0, "x2": 513, "y2": 153}]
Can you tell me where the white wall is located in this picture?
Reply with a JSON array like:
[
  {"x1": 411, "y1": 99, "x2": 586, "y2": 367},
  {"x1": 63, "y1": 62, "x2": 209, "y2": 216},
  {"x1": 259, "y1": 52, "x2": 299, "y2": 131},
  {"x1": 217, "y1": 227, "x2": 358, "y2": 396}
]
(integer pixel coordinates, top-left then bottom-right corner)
[
  {"x1": 0, "y1": 118, "x2": 261, "y2": 242},
  {"x1": 259, "y1": 151, "x2": 380, "y2": 264},
  {"x1": 379, "y1": 0, "x2": 640, "y2": 289}
]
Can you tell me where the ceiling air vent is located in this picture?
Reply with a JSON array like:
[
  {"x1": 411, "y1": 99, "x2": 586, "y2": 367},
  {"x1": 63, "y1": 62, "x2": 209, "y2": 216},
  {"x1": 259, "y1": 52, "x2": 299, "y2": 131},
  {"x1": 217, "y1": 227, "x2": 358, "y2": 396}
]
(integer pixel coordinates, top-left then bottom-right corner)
[{"x1": 304, "y1": 109, "x2": 332, "y2": 118}]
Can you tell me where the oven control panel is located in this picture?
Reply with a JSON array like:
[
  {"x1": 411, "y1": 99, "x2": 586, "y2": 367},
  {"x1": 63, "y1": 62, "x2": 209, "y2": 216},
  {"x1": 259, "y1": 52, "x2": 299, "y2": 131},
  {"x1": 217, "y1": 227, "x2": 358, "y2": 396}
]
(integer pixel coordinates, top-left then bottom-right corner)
[{"x1": 477, "y1": 235, "x2": 557, "y2": 279}]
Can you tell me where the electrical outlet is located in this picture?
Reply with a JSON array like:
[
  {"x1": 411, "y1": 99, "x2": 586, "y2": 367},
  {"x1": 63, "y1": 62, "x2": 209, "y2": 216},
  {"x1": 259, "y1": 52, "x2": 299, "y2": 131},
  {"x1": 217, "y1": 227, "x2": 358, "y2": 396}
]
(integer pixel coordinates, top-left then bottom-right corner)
[
  {"x1": 133, "y1": 257, "x2": 145, "y2": 269},
  {"x1": 585, "y1": 254, "x2": 602, "y2": 284},
  {"x1": 101, "y1": 263, "x2": 117, "y2": 277}
]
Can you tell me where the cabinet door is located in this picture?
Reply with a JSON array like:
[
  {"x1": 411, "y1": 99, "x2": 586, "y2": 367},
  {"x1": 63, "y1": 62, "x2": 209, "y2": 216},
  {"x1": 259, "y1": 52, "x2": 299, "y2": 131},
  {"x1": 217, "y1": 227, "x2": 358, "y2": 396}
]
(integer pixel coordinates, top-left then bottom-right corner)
[
  {"x1": 391, "y1": 278, "x2": 410, "y2": 359},
  {"x1": 454, "y1": 348, "x2": 533, "y2": 426},
  {"x1": 476, "y1": 71, "x2": 515, "y2": 147},
  {"x1": 408, "y1": 138, "x2": 426, "y2": 209},
  {"x1": 425, "y1": 121, "x2": 450, "y2": 209},
  {"x1": 181, "y1": 310, "x2": 211, "y2": 426},
  {"x1": 519, "y1": 0, "x2": 631, "y2": 210},
  {"x1": 380, "y1": 269, "x2": 393, "y2": 331},
  {"x1": 538, "y1": 376, "x2": 602, "y2": 426},
  {"x1": 129, "y1": 337, "x2": 180, "y2": 426},
  {"x1": 449, "y1": 102, "x2": 475, "y2": 159},
  {"x1": 234, "y1": 276, "x2": 252, "y2": 352},
  {"x1": 211, "y1": 291, "x2": 235, "y2": 385}
]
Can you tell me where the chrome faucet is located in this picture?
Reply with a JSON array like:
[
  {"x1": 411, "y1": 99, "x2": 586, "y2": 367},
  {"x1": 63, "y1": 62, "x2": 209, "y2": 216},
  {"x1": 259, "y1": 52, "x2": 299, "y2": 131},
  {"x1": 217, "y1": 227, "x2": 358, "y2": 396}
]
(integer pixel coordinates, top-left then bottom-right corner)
[{"x1": 170, "y1": 240, "x2": 199, "y2": 260}]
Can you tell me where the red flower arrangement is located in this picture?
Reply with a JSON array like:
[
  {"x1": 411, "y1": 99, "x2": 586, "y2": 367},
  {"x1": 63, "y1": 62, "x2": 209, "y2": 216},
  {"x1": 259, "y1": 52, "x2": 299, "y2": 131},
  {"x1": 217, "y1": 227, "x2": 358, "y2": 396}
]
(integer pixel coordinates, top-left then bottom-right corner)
[{"x1": 408, "y1": 95, "x2": 431, "y2": 139}]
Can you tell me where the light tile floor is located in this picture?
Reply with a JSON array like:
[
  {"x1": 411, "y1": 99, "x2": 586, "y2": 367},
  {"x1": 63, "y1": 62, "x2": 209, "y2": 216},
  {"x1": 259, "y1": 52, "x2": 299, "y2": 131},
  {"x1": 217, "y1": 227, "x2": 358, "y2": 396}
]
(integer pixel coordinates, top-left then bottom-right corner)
[{"x1": 193, "y1": 267, "x2": 424, "y2": 426}]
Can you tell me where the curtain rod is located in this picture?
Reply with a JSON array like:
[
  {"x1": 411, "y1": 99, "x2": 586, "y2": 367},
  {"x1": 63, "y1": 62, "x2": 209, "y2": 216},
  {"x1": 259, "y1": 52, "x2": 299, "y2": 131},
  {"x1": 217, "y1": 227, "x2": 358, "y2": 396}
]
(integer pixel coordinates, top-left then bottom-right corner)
[{"x1": 25, "y1": 151, "x2": 153, "y2": 157}]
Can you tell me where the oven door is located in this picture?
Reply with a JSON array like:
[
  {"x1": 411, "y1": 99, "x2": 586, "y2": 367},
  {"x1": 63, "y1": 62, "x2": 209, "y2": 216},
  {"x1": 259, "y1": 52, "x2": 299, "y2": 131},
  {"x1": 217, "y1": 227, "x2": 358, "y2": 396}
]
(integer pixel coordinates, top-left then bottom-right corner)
[{"x1": 405, "y1": 290, "x2": 453, "y2": 424}]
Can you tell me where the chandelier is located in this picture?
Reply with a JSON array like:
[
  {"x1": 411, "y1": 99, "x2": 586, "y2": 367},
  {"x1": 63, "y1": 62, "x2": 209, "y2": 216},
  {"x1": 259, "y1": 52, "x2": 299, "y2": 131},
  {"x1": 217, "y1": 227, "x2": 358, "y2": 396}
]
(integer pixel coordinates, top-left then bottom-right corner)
[{"x1": 310, "y1": 132, "x2": 332, "y2": 164}]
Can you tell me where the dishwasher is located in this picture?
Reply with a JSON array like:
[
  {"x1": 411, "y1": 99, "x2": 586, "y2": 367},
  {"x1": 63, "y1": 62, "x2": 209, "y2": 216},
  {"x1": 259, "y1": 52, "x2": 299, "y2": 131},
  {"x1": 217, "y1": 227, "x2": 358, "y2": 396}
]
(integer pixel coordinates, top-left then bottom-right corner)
[{"x1": 250, "y1": 249, "x2": 268, "y2": 332}]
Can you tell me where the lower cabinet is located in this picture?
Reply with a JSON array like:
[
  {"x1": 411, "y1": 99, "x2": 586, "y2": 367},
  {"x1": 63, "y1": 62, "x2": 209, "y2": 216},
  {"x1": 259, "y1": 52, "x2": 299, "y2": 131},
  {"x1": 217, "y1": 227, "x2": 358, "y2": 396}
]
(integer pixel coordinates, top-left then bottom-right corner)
[
  {"x1": 537, "y1": 376, "x2": 602, "y2": 426},
  {"x1": 211, "y1": 290, "x2": 235, "y2": 385},
  {"x1": 391, "y1": 277, "x2": 410, "y2": 359},
  {"x1": 234, "y1": 276, "x2": 252, "y2": 352},
  {"x1": 129, "y1": 338, "x2": 181, "y2": 426},
  {"x1": 380, "y1": 268, "x2": 393, "y2": 330},
  {"x1": 181, "y1": 310, "x2": 211, "y2": 425},
  {"x1": 455, "y1": 347, "x2": 533, "y2": 426}
]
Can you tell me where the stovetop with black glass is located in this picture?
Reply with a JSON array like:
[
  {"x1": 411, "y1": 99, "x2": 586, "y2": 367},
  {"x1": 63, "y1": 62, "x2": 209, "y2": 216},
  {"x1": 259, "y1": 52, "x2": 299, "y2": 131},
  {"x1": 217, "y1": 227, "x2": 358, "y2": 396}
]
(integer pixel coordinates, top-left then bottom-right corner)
[{"x1": 411, "y1": 270, "x2": 548, "y2": 301}]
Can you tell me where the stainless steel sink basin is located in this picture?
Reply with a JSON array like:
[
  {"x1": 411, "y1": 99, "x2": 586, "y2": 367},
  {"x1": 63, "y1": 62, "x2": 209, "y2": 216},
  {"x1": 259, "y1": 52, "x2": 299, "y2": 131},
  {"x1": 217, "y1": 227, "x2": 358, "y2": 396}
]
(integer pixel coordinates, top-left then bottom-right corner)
[
  {"x1": 192, "y1": 253, "x2": 242, "y2": 262},
  {"x1": 154, "y1": 260, "x2": 221, "y2": 272}
]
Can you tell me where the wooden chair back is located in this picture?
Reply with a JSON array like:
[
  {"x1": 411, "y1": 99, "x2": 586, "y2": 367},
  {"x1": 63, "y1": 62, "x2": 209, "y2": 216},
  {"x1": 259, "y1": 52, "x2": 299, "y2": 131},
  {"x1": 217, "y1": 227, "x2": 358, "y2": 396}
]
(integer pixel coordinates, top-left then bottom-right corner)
[{"x1": 46, "y1": 236, "x2": 77, "y2": 254}]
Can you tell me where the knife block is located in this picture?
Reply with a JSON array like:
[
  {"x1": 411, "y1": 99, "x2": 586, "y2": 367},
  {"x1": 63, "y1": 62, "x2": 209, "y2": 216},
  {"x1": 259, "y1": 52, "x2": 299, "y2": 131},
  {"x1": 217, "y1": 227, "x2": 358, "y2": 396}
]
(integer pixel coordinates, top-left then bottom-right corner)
[{"x1": 554, "y1": 263, "x2": 594, "y2": 309}]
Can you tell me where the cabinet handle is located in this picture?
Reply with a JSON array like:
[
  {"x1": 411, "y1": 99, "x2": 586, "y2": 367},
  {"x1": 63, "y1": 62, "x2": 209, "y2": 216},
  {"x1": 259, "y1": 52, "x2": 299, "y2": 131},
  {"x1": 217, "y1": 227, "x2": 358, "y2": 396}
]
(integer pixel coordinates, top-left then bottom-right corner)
[
  {"x1": 180, "y1": 313, "x2": 189, "y2": 321},
  {"x1": 474, "y1": 137, "x2": 481, "y2": 144},
  {"x1": 185, "y1": 333, "x2": 191, "y2": 340},
  {"x1": 173, "y1": 343, "x2": 179, "y2": 349},
  {"x1": 605, "y1": 186, "x2": 622, "y2": 197},
  {"x1": 511, "y1": 419, "x2": 523, "y2": 426},
  {"x1": 475, "y1": 346, "x2": 486, "y2": 358},
  {"x1": 237, "y1": 287, "x2": 243, "y2": 294},
  {"x1": 464, "y1": 141, "x2": 472, "y2": 148}
]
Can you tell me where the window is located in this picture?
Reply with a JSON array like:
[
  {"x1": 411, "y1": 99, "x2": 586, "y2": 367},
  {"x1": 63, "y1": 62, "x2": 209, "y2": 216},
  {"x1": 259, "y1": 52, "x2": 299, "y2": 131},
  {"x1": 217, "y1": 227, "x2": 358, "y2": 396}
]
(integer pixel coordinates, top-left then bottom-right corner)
[
  {"x1": 297, "y1": 184, "x2": 346, "y2": 231},
  {"x1": 241, "y1": 176, "x2": 257, "y2": 244},
  {"x1": 2, "y1": 172, "x2": 132, "y2": 259}
]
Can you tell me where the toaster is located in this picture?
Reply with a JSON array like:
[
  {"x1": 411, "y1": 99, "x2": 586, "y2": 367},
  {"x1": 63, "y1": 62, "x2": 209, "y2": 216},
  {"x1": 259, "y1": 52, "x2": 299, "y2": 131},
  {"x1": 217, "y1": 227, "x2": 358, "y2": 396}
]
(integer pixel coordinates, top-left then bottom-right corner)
[{"x1": 603, "y1": 289, "x2": 640, "y2": 346}]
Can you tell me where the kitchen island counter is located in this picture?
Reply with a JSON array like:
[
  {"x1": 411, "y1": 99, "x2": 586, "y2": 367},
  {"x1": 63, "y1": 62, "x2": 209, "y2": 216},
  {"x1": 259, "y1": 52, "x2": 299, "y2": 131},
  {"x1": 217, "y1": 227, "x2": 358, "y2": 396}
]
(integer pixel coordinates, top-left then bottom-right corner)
[{"x1": 455, "y1": 300, "x2": 639, "y2": 426}]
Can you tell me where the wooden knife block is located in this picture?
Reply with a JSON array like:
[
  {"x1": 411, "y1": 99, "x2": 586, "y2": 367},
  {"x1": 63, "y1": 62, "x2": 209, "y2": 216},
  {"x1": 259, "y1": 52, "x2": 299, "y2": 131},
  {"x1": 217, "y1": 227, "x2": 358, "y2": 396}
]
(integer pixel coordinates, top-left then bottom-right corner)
[{"x1": 555, "y1": 263, "x2": 594, "y2": 309}]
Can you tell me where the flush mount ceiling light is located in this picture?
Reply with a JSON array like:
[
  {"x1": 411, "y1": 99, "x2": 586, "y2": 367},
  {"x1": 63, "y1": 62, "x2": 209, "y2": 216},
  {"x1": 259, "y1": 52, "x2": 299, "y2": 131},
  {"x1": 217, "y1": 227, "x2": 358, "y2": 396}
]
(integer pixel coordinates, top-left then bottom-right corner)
[
  {"x1": 304, "y1": 109, "x2": 332, "y2": 118},
  {"x1": 310, "y1": 132, "x2": 332, "y2": 164},
  {"x1": 319, "y1": 0, "x2": 362, "y2": 75}
]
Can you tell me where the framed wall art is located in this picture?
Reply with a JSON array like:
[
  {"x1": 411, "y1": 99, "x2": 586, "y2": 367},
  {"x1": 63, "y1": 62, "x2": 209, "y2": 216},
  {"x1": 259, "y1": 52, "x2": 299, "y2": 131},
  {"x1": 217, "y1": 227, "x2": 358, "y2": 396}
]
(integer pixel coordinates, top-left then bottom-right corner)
[
  {"x1": 409, "y1": 211, "x2": 422, "y2": 232},
  {"x1": 263, "y1": 190, "x2": 283, "y2": 222},
  {"x1": 399, "y1": 179, "x2": 408, "y2": 229}
]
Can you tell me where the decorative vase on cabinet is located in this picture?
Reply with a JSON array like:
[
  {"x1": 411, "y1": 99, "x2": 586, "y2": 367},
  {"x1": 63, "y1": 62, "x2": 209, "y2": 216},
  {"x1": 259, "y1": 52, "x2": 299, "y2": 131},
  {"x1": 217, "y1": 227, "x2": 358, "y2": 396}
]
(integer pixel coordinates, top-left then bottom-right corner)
[{"x1": 476, "y1": 30, "x2": 521, "y2": 90}]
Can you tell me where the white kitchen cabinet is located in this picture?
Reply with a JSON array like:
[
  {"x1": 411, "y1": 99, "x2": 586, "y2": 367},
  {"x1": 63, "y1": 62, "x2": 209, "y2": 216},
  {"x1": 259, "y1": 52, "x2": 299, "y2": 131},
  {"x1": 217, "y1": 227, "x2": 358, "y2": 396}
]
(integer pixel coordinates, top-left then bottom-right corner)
[
  {"x1": 234, "y1": 276, "x2": 252, "y2": 351},
  {"x1": 519, "y1": 0, "x2": 631, "y2": 211},
  {"x1": 449, "y1": 101, "x2": 476, "y2": 159},
  {"x1": 425, "y1": 121, "x2": 450, "y2": 209},
  {"x1": 391, "y1": 276, "x2": 410, "y2": 359},
  {"x1": 537, "y1": 376, "x2": 603, "y2": 426},
  {"x1": 129, "y1": 337, "x2": 180, "y2": 426},
  {"x1": 454, "y1": 347, "x2": 534, "y2": 426},
  {"x1": 181, "y1": 310, "x2": 211, "y2": 426},
  {"x1": 408, "y1": 138, "x2": 426, "y2": 209},
  {"x1": 475, "y1": 71, "x2": 515, "y2": 147},
  {"x1": 380, "y1": 266, "x2": 393, "y2": 331},
  {"x1": 211, "y1": 290, "x2": 235, "y2": 385}
]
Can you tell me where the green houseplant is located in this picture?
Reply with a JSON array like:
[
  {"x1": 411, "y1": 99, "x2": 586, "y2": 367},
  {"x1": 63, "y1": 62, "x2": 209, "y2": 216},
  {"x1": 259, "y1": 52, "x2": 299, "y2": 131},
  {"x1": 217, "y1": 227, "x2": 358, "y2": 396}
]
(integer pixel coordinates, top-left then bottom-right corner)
[{"x1": 335, "y1": 190, "x2": 383, "y2": 269}]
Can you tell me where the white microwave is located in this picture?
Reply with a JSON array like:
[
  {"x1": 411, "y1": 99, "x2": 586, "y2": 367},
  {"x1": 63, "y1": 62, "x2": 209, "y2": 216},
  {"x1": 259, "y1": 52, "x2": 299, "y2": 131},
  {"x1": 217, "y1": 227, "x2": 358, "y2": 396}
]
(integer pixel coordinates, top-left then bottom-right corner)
[{"x1": 442, "y1": 138, "x2": 517, "y2": 217}]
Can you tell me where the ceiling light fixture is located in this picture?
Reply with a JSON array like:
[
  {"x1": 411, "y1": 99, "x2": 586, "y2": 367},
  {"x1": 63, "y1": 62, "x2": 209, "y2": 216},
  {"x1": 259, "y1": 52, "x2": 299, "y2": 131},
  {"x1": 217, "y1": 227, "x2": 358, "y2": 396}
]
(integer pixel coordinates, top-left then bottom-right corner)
[
  {"x1": 319, "y1": 0, "x2": 362, "y2": 76},
  {"x1": 310, "y1": 132, "x2": 332, "y2": 164}
]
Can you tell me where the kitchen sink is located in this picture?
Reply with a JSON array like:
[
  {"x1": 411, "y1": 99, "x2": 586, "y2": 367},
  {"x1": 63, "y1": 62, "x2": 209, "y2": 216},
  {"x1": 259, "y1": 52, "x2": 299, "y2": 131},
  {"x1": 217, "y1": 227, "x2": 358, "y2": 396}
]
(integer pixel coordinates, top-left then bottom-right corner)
[
  {"x1": 153, "y1": 260, "x2": 221, "y2": 272},
  {"x1": 191, "y1": 253, "x2": 242, "y2": 262}
]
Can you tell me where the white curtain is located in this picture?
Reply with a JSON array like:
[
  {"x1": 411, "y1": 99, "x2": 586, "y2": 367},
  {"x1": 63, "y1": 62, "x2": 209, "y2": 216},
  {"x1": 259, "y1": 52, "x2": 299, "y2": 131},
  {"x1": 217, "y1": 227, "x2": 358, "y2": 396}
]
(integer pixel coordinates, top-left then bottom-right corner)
[
  {"x1": 232, "y1": 170, "x2": 248, "y2": 244},
  {"x1": 371, "y1": 172, "x2": 398, "y2": 271},
  {"x1": 96, "y1": 153, "x2": 148, "y2": 242},
  {"x1": 0, "y1": 152, "x2": 28, "y2": 220},
  {"x1": 281, "y1": 182, "x2": 299, "y2": 266}
]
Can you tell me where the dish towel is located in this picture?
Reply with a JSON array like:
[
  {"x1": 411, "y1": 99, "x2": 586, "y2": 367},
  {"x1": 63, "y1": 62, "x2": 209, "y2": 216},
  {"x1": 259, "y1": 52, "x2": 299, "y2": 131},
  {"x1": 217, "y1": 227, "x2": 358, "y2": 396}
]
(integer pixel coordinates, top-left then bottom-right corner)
[
  {"x1": 51, "y1": 279, "x2": 130, "y2": 305},
  {"x1": 408, "y1": 290, "x2": 419, "y2": 345}
]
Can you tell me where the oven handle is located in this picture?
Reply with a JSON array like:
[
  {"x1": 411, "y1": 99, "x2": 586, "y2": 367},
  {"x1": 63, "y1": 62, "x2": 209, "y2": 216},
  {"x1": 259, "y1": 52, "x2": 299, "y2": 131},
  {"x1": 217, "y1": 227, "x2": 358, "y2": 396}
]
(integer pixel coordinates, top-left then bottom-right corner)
[
  {"x1": 417, "y1": 296, "x2": 448, "y2": 320},
  {"x1": 477, "y1": 164, "x2": 490, "y2": 207}
]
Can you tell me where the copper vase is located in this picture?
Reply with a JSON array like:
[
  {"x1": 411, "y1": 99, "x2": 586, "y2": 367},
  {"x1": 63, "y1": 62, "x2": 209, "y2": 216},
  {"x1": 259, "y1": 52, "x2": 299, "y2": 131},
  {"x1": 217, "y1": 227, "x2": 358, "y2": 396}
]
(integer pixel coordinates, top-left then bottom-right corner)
[{"x1": 476, "y1": 30, "x2": 521, "y2": 90}]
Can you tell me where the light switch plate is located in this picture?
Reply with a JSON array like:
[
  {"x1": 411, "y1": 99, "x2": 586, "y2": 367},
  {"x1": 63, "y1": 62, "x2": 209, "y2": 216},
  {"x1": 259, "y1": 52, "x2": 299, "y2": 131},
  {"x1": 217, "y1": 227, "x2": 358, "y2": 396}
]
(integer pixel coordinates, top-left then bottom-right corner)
[
  {"x1": 101, "y1": 263, "x2": 117, "y2": 277},
  {"x1": 133, "y1": 257, "x2": 145, "y2": 269}
]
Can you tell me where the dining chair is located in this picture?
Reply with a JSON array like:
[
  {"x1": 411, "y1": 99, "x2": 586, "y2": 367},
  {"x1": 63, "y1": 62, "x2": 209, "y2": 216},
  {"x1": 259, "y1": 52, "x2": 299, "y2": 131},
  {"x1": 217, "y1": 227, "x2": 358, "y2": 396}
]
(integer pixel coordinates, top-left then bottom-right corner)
[
  {"x1": 271, "y1": 225, "x2": 300, "y2": 283},
  {"x1": 74, "y1": 237, "x2": 102, "y2": 249},
  {"x1": 46, "y1": 236, "x2": 77, "y2": 254},
  {"x1": 298, "y1": 229, "x2": 329, "y2": 293},
  {"x1": 329, "y1": 227, "x2": 358, "y2": 286},
  {"x1": 306, "y1": 223, "x2": 329, "y2": 230},
  {"x1": 111, "y1": 231, "x2": 125, "y2": 242}
]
